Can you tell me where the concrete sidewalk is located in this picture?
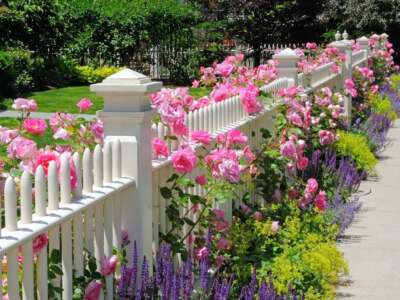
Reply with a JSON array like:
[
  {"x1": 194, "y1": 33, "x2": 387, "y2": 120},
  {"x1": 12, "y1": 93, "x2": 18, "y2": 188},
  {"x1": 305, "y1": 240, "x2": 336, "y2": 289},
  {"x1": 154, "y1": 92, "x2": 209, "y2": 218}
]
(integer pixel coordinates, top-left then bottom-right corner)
[
  {"x1": 0, "y1": 110, "x2": 95, "y2": 120},
  {"x1": 336, "y1": 120, "x2": 400, "y2": 299}
]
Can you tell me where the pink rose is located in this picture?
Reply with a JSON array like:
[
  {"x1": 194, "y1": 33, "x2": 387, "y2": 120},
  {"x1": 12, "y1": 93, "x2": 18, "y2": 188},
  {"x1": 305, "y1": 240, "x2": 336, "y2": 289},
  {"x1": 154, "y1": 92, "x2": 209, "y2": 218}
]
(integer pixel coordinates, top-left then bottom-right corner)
[
  {"x1": 84, "y1": 280, "x2": 103, "y2": 300},
  {"x1": 226, "y1": 129, "x2": 248, "y2": 147},
  {"x1": 243, "y1": 145, "x2": 256, "y2": 162},
  {"x1": 218, "y1": 159, "x2": 241, "y2": 183},
  {"x1": 53, "y1": 128, "x2": 70, "y2": 140},
  {"x1": 287, "y1": 112, "x2": 303, "y2": 127},
  {"x1": 297, "y1": 156, "x2": 309, "y2": 170},
  {"x1": 215, "y1": 62, "x2": 235, "y2": 77},
  {"x1": 90, "y1": 120, "x2": 104, "y2": 143},
  {"x1": 319, "y1": 130, "x2": 336, "y2": 146},
  {"x1": 212, "y1": 208, "x2": 225, "y2": 219},
  {"x1": 100, "y1": 255, "x2": 118, "y2": 276},
  {"x1": 152, "y1": 137, "x2": 169, "y2": 158},
  {"x1": 280, "y1": 141, "x2": 296, "y2": 159},
  {"x1": 171, "y1": 147, "x2": 197, "y2": 173},
  {"x1": 34, "y1": 150, "x2": 59, "y2": 175},
  {"x1": 0, "y1": 127, "x2": 19, "y2": 144},
  {"x1": 306, "y1": 42, "x2": 317, "y2": 50},
  {"x1": 121, "y1": 229, "x2": 130, "y2": 247},
  {"x1": 315, "y1": 190, "x2": 327, "y2": 212},
  {"x1": 192, "y1": 79, "x2": 200, "y2": 88},
  {"x1": 12, "y1": 98, "x2": 37, "y2": 112},
  {"x1": 33, "y1": 233, "x2": 48, "y2": 254},
  {"x1": 77, "y1": 98, "x2": 93, "y2": 112},
  {"x1": 195, "y1": 174, "x2": 207, "y2": 186},
  {"x1": 191, "y1": 130, "x2": 212, "y2": 146},
  {"x1": 306, "y1": 178, "x2": 318, "y2": 194},
  {"x1": 23, "y1": 119, "x2": 47, "y2": 136},
  {"x1": 171, "y1": 120, "x2": 188, "y2": 137},
  {"x1": 7, "y1": 136, "x2": 37, "y2": 160},
  {"x1": 239, "y1": 84, "x2": 262, "y2": 114}
]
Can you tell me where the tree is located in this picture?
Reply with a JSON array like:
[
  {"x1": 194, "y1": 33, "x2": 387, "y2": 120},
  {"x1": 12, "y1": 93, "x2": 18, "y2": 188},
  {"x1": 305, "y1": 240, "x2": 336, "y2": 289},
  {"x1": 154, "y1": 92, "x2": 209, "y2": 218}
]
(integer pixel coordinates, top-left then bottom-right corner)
[{"x1": 212, "y1": 0, "x2": 325, "y2": 65}]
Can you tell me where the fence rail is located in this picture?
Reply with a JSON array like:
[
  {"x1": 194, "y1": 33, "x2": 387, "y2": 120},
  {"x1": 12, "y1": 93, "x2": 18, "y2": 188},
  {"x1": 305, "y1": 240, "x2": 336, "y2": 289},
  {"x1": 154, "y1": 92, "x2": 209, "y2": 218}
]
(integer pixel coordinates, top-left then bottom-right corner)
[{"x1": 0, "y1": 34, "x2": 376, "y2": 299}]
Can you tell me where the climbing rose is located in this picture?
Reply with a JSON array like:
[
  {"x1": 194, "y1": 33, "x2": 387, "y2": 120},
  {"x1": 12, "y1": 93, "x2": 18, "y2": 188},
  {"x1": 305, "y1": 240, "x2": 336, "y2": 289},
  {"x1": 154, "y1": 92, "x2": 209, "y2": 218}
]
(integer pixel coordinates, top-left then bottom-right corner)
[
  {"x1": 195, "y1": 174, "x2": 207, "y2": 186},
  {"x1": 315, "y1": 190, "x2": 327, "y2": 212},
  {"x1": 191, "y1": 130, "x2": 212, "y2": 145},
  {"x1": 33, "y1": 233, "x2": 48, "y2": 254},
  {"x1": 212, "y1": 208, "x2": 225, "y2": 219},
  {"x1": 239, "y1": 84, "x2": 262, "y2": 114},
  {"x1": 226, "y1": 129, "x2": 248, "y2": 147},
  {"x1": 171, "y1": 147, "x2": 197, "y2": 173},
  {"x1": 77, "y1": 98, "x2": 93, "y2": 112},
  {"x1": 53, "y1": 128, "x2": 70, "y2": 140},
  {"x1": 84, "y1": 280, "x2": 102, "y2": 300},
  {"x1": 0, "y1": 127, "x2": 18, "y2": 144},
  {"x1": 306, "y1": 42, "x2": 317, "y2": 50},
  {"x1": 215, "y1": 62, "x2": 235, "y2": 77},
  {"x1": 218, "y1": 159, "x2": 241, "y2": 183},
  {"x1": 100, "y1": 255, "x2": 118, "y2": 276},
  {"x1": 23, "y1": 119, "x2": 47, "y2": 136},
  {"x1": 171, "y1": 120, "x2": 188, "y2": 136},
  {"x1": 152, "y1": 137, "x2": 169, "y2": 158},
  {"x1": 217, "y1": 238, "x2": 230, "y2": 250},
  {"x1": 253, "y1": 211, "x2": 263, "y2": 221},
  {"x1": 297, "y1": 156, "x2": 309, "y2": 170},
  {"x1": 280, "y1": 141, "x2": 296, "y2": 159},
  {"x1": 12, "y1": 98, "x2": 37, "y2": 112},
  {"x1": 90, "y1": 120, "x2": 104, "y2": 143}
]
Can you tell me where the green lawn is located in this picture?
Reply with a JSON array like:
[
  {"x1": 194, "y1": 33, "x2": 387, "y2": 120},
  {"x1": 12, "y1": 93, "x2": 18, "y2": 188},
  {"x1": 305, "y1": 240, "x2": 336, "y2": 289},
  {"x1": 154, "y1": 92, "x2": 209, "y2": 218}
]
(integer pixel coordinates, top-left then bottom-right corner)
[
  {"x1": 2, "y1": 85, "x2": 212, "y2": 115},
  {"x1": 4, "y1": 86, "x2": 104, "y2": 115}
]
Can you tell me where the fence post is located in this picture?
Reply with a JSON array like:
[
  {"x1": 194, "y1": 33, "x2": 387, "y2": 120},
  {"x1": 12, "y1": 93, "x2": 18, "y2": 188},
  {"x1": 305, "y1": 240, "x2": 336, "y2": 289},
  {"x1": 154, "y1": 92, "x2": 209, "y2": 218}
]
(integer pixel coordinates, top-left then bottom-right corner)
[
  {"x1": 330, "y1": 38, "x2": 353, "y2": 122},
  {"x1": 357, "y1": 36, "x2": 370, "y2": 60},
  {"x1": 91, "y1": 68, "x2": 162, "y2": 262},
  {"x1": 272, "y1": 48, "x2": 300, "y2": 86}
]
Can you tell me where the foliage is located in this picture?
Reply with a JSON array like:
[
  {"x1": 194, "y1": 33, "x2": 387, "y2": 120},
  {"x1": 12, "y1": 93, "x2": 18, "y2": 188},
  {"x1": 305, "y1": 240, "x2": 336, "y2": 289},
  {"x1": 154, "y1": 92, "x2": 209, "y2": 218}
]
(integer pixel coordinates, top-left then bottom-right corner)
[
  {"x1": 369, "y1": 93, "x2": 397, "y2": 121},
  {"x1": 390, "y1": 74, "x2": 400, "y2": 90},
  {"x1": 75, "y1": 65, "x2": 122, "y2": 84},
  {"x1": 334, "y1": 130, "x2": 378, "y2": 172}
]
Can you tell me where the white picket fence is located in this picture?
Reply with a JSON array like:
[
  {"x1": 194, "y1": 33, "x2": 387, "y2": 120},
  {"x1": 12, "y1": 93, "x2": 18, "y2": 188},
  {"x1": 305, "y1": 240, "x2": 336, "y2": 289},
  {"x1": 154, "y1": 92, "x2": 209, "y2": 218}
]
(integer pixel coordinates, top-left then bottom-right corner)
[{"x1": 0, "y1": 32, "x2": 378, "y2": 299}]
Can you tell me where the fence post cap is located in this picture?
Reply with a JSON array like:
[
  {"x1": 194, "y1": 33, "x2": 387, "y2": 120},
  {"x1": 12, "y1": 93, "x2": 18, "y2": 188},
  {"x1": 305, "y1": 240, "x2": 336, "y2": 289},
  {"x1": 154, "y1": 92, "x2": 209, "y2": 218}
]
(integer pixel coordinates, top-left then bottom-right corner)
[
  {"x1": 273, "y1": 48, "x2": 300, "y2": 60},
  {"x1": 357, "y1": 36, "x2": 369, "y2": 43},
  {"x1": 335, "y1": 31, "x2": 341, "y2": 41},
  {"x1": 329, "y1": 40, "x2": 351, "y2": 51},
  {"x1": 90, "y1": 68, "x2": 162, "y2": 94}
]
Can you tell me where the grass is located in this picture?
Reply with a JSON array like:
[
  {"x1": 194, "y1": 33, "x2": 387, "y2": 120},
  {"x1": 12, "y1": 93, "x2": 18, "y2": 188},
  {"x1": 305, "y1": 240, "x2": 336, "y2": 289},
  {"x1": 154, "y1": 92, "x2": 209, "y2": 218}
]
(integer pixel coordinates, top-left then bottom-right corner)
[
  {"x1": 3, "y1": 86, "x2": 104, "y2": 115},
  {"x1": 2, "y1": 85, "x2": 212, "y2": 115}
]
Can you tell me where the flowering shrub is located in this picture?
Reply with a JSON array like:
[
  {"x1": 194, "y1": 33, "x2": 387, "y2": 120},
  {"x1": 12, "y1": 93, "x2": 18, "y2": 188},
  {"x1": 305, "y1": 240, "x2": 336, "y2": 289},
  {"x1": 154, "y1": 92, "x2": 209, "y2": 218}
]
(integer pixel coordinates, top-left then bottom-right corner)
[{"x1": 0, "y1": 98, "x2": 103, "y2": 184}]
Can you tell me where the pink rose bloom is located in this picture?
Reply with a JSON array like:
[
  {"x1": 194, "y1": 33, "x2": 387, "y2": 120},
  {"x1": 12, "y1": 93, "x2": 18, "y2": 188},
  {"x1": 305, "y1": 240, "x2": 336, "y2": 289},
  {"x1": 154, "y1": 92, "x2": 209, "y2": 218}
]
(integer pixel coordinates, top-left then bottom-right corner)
[
  {"x1": 152, "y1": 137, "x2": 169, "y2": 158},
  {"x1": 226, "y1": 129, "x2": 248, "y2": 147},
  {"x1": 271, "y1": 221, "x2": 280, "y2": 233},
  {"x1": 191, "y1": 130, "x2": 212, "y2": 145},
  {"x1": 90, "y1": 120, "x2": 104, "y2": 143},
  {"x1": 306, "y1": 42, "x2": 317, "y2": 50},
  {"x1": 33, "y1": 233, "x2": 48, "y2": 254},
  {"x1": 345, "y1": 79, "x2": 358, "y2": 97},
  {"x1": 84, "y1": 280, "x2": 103, "y2": 300},
  {"x1": 7, "y1": 136, "x2": 37, "y2": 160},
  {"x1": 171, "y1": 120, "x2": 188, "y2": 137},
  {"x1": 218, "y1": 159, "x2": 241, "y2": 183},
  {"x1": 0, "y1": 127, "x2": 19, "y2": 144},
  {"x1": 192, "y1": 79, "x2": 200, "y2": 88},
  {"x1": 211, "y1": 85, "x2": 230, "y2": 102},
  {"x1": 23, "y1": 118, "x2": 47, "y2": 136},
  {"x1": 306, "y1": 178, "x2": 319, "y2": 194},
  {"x1": 212, "y1": 208, "x2": 225, "y2": 219},
  {"x1": 195, "y1": 174, "x2": 207, "y2": 186},
  {"x1": 55, "y1": 152, "x2": 78, "y2": 189},
  {"x1": 253, "y1": 211, "x2": 263, "y2": 221},
  {"x1": 315, "y1": 190, "x2": 327, "y2": 212},
  {"x1": 215, "y1": 62, "x2": 235, "y2": 77},
  {"x1": 243, "y1": 145, "x2": 256, "y2": 163},
  {"x1": 297, "y1": 156, "x2": 309, "y2": 170},
  {"x1": 53, "y1": 128, "x2": 70, "y2": 141},
  {"x1": 171, "y1": 147, "x2": 197, "y2": 173},
  {"x1": 159, "y1": 102, "x2": 185, "y2": 125},
  {"x1": 330, "y1": 64, "x2": 341, "y2": 74},
  {"x1": 280, "y1": 141, "x2": 297, "y2": 159},
  {"x1": 217, "y1": 238, "x2": 230, "y2": 251},
  {"x1": 319, "y1": 130, "x2": 336, "y2": 146},
  {"x1": 77, "y1": 98, "x2": 93, "y2": 112},
  {"x1": 287, "y1": 112, "x2": 303, "y2": 127},
  {"x1": 240, "y1": 203, "x2": 251, "y2": 214},
  {"x1": 196, "y1": 246, "x2": 209, "y2": 260},
  {"x1": 216, "y1": 133, "x2": 226, "y2": 145},
  {"x1": 370, "y1": 84, "x2": 379, "y2": 94},
  {"x1": 100, "y1": 255, "x2": 118, "y2": 276},
  {"x1": 34, "y1": 150, "x2": 59, "y2": 175},
  {"x1": 12, "y1": 98, "x2": 37, "y2": 112},
  {"x1": 240, "y1": 84, "x2": 262, "y2": 114}
]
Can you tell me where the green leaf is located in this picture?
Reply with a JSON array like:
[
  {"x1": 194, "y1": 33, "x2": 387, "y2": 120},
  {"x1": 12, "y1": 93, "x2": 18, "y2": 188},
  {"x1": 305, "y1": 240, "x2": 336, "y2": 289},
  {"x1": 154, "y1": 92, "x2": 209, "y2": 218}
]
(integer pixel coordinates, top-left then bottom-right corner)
[{"x1": 160, "y1": 187, "x2": 172, "y2": 199}]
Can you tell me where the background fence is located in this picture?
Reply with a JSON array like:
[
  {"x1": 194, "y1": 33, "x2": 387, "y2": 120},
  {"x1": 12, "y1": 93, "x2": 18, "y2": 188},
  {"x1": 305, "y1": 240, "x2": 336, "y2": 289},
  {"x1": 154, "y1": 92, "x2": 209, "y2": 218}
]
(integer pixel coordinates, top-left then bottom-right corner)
[{"x1": 0, "y1": 33, "x2": 375, "y2": 299}]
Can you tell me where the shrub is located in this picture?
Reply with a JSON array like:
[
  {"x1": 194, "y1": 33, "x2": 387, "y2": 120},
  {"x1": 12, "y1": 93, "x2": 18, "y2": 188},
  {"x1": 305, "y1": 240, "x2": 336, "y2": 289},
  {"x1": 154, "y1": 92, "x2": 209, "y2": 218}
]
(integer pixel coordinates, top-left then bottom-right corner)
[
  {"x1": 369, "y1": 93, "x2": 397, "y2": 121},
  {"x1": 390, "y1": 74, "x2": 400, "y2": 91},
  {"x1": 334, "y1": 130, "x2": 378, "y2": 172},
  {"x1": 75, "y1": 65, "x2": 122, "y2": 84}
]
